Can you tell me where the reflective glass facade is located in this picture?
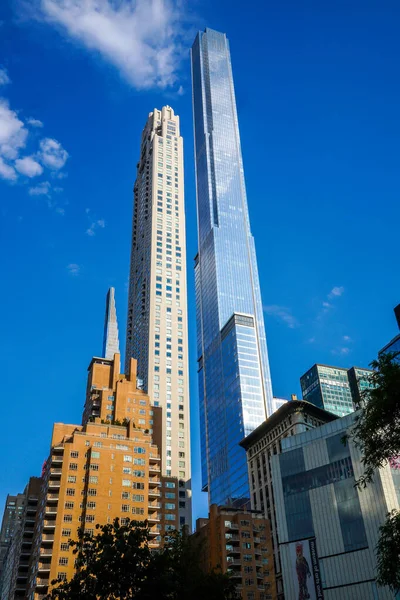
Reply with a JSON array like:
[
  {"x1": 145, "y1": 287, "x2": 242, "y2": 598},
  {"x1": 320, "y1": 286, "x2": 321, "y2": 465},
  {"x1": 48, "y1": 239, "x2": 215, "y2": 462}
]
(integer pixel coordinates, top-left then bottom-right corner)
[
  {"x1": 191, "y1": 29, "x2": 273, "y2": 505},
  {"x1": 301, "y1": 364, "x2": 358, "y2": 416}
]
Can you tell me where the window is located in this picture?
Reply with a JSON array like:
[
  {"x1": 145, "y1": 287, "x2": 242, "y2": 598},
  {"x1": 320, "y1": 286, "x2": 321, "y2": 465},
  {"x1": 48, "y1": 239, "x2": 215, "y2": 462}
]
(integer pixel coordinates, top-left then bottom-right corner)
[
  {"x1": 132, "y1": 507, "x2": 145, "y2": 515},
  {"x1": 123, "y1": 455, "x2": 133, "y2": 462},
  {"x1": 69, "y1": 463, "x2": 78, "y2": 470},
  {"x1": 85, "y1": 515, "x2": 95, "y2": 523},
  {"x1": 64, "y1": 502, "x2": 74, "y2": 509},
  {"x1": 122, "y1": 480, "x2": 131, "y2": 487},
  {"x1": 61, "y1": 529, "x2": 71, "y2": 537},
  {"x1": 88, "y1": 489, "x2": 97, "y2": 496},
  {"x1": 63, "y1": 515, "x2": 73, "y2": 522},
  {"x1": 70, "y1": 451, "x2": 79, "y2": 458},
  {"x1": 165, "y1": 514, "x2": 175, "y2": 521},
  {"x1": 57, "y1": 572, "x2": 67, "y2": 581},
  {"x1": 66, "y1": 488, "x2": 75, "y2": 496},
  {"x1": 92, "y1": 451, "x2": 100, "y2": 459},
  {"x1": 87, "y1": 502, "x2": 96, "y2": 509},
  {"x1": 59, "y1": 557, "x2": 68, "y2": 566},
  {"x1": 122, "y1": 505, "x2": 130, "y2": 512},
  {"x1": 165, "y1": 503, "x2": 175, "y2": 510},
  {"x1": 60, "y1": 543, "x2": 69, "y2": 552},
  {"x1": 89, "y1": 476, "x2": 98, "y2": 484}
]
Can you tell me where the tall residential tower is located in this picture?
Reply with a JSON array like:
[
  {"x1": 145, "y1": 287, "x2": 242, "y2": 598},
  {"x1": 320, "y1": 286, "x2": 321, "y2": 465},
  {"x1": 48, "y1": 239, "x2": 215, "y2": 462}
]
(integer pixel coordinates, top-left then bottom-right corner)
[
  {"x1": 125, "y1": 107, "x2": 191, "y2": 529},
  {"x1": 191, "y1": 29, "x2": 273, "y2": 506}
]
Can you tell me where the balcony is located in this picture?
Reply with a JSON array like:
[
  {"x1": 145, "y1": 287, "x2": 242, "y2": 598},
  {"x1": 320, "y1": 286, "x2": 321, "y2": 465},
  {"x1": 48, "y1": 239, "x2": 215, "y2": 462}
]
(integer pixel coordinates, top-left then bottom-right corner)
[
  {"x1": 43, "y1": 521, "x2": 56, "y2": 530},
  {"x1": 45, "y1": 507, "x2": 58, "y2": 514},
  {"x1": 41, "y1": 534, "x2": 54, "y2": 542},
  {"x1": 225, "y1": 523, "x2": 239, "y2": 531},
  {"x1": 148, "y1": 503, "x2": 161, "y2": 510},
  {"x1": 36, "y1": 578, "x2": 49, "y2": 587},
  {"x1": 149, "y1": 454, "x2": 160, "y2": 462},
  {"x1": 226, "y1": 546, "x2": 240, "y2": 556},
  {"x1": 147, "y1": 514, "x2": 160, "y2": 523},
  {"x1": 148, "y1": 490, "x2": 161, "y2": 498},
  {"x1": 226, "y1": 559, "x2": 242, "y2": 567},
  {"x1": 47, "y1": 480, "x2": 60, "y2": 490},
  {"x1": 40, "y1": 548, "x2": 53, "y2": 556},
  {"x1": 149, "y1": 465, "x2": 161, "y2": 473},
  {"x1": 50, "y1": 468, "x2": 62, "y2": 475},
  {"x1": 148, "y1": 478, "x2": 161, "y2": 487}
]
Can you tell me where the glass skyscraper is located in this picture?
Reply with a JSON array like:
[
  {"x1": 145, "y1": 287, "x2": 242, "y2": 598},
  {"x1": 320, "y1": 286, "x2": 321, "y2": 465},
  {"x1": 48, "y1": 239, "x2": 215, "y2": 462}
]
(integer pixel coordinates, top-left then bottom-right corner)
[
  {"x1": 300, "y1": 364, "x2": 374, "y2": 416},
  {"x1": 191, "y1": 28, "x2": 273, "y2": 506}
]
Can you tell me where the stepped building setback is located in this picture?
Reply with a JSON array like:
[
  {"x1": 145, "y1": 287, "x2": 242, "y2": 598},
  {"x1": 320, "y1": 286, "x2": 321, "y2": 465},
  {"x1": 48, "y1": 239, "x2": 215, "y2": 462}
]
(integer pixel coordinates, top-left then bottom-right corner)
[{"x1": 27, "y1": 354, "x2": 178, "y2": 599}]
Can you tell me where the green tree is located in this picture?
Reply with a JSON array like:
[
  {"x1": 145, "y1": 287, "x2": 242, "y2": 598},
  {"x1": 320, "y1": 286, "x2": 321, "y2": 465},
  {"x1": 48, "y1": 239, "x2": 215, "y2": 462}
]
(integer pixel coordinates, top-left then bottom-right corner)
[
  {"x1": 348, "y1": 351, "x2": 400, "y2": 488},
  {"x1": 376, "y1": 510, "x2": 400, "y2": 594},
  {"x1": 45, "y1": 518, "x2": 240, "y2": 600},
  {"x1": 347, "y1": 351, "x2": 400, "y2": 594}
]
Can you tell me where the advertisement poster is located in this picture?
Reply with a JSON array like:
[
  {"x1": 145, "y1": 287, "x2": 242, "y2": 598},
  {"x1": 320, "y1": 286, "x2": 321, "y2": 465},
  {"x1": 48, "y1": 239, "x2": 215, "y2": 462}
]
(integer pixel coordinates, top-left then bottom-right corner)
[{"x1": 289, "y1": 538, "x2": 324, "y2": 600}]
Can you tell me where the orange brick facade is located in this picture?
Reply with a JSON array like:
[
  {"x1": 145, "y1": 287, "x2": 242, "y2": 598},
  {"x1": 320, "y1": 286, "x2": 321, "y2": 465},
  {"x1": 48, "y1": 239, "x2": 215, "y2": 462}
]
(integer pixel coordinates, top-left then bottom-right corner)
[
  {"x1": 27, "y1": 354, "x2": 178, "y2": 599},
  {"x1": 194, "y1": 504, "x2": 276, "y2": 600}
]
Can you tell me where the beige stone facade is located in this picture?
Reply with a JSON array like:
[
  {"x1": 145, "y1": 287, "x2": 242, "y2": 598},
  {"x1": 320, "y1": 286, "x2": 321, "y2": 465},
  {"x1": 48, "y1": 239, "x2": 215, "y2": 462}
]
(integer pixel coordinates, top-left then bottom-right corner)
[{"x1": 125, "y1": 106, "x2": 191, "y2": 530}]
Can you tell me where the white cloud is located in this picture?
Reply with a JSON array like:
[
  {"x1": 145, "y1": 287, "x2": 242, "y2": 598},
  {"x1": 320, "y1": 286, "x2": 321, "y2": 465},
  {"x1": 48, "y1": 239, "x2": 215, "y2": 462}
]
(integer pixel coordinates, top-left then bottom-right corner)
[
  {"x1": 37, "y1": 0, "x2": 185, "y2": 90},
  {"x1": 67, "y1": 263, "x2": 80, "y2": 275},
  {"x1": 15, "y1": 156, "x2": 44, "y2": 177},
  {"x1": 0, "y1": 156, "x2": 17, "y2": 181},
  {"x1": 177, "y1": 85, "x2": 184, "y2": 96},
  {"x1": 264, "y1": 305, "x2": 299, "y2": 329},
  {"x1": 86, "y1": 218, "x2": 106, "y2": 236},
  {"x1": 28, "y1": 181, "x2": 51, "y2": 195},
  {"x1": 0, "y1": 99, "x2": 28, "y2": 160},
  {"x1": 27, "y1": 117, "x2": 43, "y2": 127},
  {"x1": 332, "y1": 347, "x2": 350, "y2": 356},
  {"x1": 329, "y1": 286, "x2": 344, "y2": 299},
  {"x1": 343, "y1": 335, "x2": 352, "y2": 342},
  {"x1": 0, "y1": 68, "x2": 11, "y2": 86},
  {"x1": 39, "y1": 137, "x2": 69, "y2": 170}
]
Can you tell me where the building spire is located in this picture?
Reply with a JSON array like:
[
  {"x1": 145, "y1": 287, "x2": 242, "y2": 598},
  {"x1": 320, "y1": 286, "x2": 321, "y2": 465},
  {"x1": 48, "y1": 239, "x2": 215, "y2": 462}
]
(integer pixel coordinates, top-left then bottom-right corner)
[{"x1": 103, "y1": 287, "x2": 120, "y2": 360}]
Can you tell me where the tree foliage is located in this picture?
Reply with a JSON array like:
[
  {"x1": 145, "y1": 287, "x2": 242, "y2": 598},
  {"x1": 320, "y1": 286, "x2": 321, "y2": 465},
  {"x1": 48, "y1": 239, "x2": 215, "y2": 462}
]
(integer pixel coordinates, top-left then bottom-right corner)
[
  {"x1": 45, "y1": 518, "x2": 240, "y2": 600},
  {"x1": 346, "y1": 350, "x2": 400, "y2": 594},
  {"x1": 376, "y1": 510, "x2": 400, "y2": 593},
  {"x1": 348, "y1": 351, "x2": 400, "y2": 488}
]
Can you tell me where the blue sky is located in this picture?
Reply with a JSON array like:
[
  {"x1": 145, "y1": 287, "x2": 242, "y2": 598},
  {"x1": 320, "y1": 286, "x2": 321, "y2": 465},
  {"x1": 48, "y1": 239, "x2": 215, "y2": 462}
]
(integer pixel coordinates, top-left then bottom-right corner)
[{"x1": 0, "y1": 0, "x2": 399, "y2": 524}]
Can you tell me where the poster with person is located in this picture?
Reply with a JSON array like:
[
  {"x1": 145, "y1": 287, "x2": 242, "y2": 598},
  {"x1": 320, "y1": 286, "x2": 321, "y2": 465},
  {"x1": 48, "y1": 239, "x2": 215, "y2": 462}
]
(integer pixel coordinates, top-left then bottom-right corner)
[{"x1": 289, "y1": 538, "x2": 324, "y2": 600}]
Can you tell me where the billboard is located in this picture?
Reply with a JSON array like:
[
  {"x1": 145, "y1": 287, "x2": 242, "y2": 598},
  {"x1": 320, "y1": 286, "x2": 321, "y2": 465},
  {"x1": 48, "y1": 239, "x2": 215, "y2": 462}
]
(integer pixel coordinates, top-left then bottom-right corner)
[{"x1": 289, "y1": 537, "x2": 324, "y2": 599}]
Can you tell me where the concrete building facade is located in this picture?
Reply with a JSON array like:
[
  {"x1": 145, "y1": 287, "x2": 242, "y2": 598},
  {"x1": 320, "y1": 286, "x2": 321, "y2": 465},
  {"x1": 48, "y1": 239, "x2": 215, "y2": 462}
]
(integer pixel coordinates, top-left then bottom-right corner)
[
  {"x1": 194, "y1": 504, "x2": 275, "y2": 600},
  {"x1": 271, "y1": 413, "x2": 399, "y2": 599},
  {"x1": 0, "y1": 494, "x2": 26, "y2": 588},
  {"x1": 27, "y1": 354, "x2": 178, "y2": 599},
  {"x1": 240, "y1": 401, "x2": 337, "y2": 600},
  {"x1": 0, "y1": 478, "x2": 41, "y2": 599},
  {"x1": 125, "y1": 106, "x2": 191, "y2": 529}
]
